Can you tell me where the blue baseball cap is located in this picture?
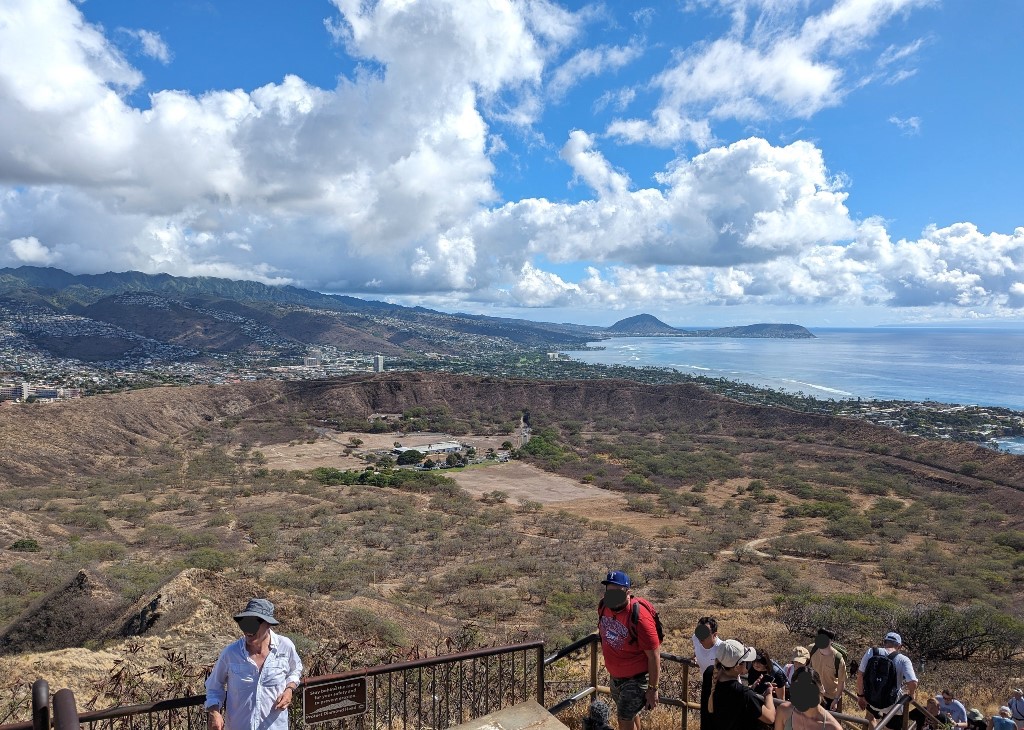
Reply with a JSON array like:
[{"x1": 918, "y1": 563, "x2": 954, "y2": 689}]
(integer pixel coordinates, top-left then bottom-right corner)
[
  {"x1": 601, "y1": 570, "x2": 631, "y2": 588},
  {"x1": 883, "y1": 631, "x2": 902, "y2": 645}
]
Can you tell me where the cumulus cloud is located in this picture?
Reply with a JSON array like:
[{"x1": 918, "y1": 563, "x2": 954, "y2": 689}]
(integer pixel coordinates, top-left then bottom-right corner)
[
  {"x1": 510, "y1": 263, "x2": 582, "y2": 306},
  {"x1": 488, "y1": 222, "x2": 1024, "y2": 317},
  {"x1": 456, "y1": 134, "x2": 856, "y2": 280},
  {"x1": 0, "y1": 0, "x2": 1019, "y2": 324},
  {"x1": 9, "y1": 236, "x2": 60, "y2": 264},
  {"x1": 0, "y1": 0, "x2": 570, "y2": 287}
]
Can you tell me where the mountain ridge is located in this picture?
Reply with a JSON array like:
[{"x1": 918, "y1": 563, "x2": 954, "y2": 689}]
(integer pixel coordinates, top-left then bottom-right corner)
[{"x1": 0, "y1": 267, "x2": 813, "y2": 365}]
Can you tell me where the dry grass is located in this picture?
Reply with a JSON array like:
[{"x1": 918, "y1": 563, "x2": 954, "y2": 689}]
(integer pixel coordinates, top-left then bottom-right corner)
[{"x1": 1, "y1": 375, "x2": 1021, "y2": 724}]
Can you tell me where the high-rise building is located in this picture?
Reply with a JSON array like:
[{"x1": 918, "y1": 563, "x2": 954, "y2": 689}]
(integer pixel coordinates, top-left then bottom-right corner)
[{"x1": 373, "y1": 355, "x2": 385, "y2": 372}]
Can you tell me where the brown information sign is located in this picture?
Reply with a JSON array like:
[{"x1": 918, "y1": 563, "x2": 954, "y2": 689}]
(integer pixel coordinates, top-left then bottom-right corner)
[{"x1": 303, "y1": 677, "x2": 368, "y2": 724}]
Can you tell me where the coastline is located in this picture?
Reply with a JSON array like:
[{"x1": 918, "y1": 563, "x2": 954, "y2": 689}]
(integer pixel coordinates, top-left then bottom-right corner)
[{"x1": 561, "y1": 330, "x2": 1024, "y2": 456}]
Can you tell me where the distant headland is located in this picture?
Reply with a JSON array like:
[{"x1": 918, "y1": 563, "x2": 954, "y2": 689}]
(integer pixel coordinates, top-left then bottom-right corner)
[{"x1": 606, "y1": 313, "x2": 815, "y2": 338}]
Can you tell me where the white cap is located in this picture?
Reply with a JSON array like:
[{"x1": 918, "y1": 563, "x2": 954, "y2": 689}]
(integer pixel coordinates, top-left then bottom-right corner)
[{"x1": 716, "y1": 639, "x2": 757, "y2": 668}]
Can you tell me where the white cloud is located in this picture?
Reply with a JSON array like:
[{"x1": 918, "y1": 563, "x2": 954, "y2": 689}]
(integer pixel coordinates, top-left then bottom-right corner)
[
  {"x1": 888, "y1": 115, "x2": 921, "y2": 135},
  {"x1": 510, "y1": 262, "x2": 582, "y2": 306},
  {"x1": 8, "y1": 236, "x2": 60, "y2": 264},
  {"x1": 610, "y1": 0, "x2": 935, "y2": 146},
  {"x1": 468, "y1": 134, "x2": 855, "y2": 271},
  {"x1": 594, "y1": 87, "x2": 636, "y2": 113},
  {"x1": 0, "y1": 0, "x2": 574, "y2": 287},
  {"x1": 488, "y1": 221, "x2": 1024, "y2": 314},
  {"x1": 0, "y1": 0, "x2": 1019, "y2": 324},
  {"x1": 121, "y1": 28, "x2": 172, "y2": 64},
  {"x1": 547, "y1": 42, "x2": 643, "y2": 99}
]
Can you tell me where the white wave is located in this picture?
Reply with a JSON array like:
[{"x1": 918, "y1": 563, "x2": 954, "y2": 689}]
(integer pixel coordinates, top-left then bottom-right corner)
[
  {"x1": 989, "y1": 438, "x2": 1024, "y2": 455},
  {"x1": 780, "y1": 379, "x2": 853, "y2": 396}
]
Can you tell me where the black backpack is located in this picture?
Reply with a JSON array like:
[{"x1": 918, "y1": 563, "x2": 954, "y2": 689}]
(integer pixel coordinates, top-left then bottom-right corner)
[
  {"x1": 862, "y1": 648, "x2": 900, "y2": 708},
  {"x1": 599, "y1": 597, "x2": 665, "y2": 644}
]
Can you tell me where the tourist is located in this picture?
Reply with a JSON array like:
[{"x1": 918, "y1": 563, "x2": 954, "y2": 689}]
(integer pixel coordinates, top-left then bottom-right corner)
[
  {"x1": 855, "y1": 632, "x2": 918, "y2": 728},
  {"x1": 1007, "y1": 690, "x2": 1024, "y2": 730},
  {"x1": 774, "y1": 666, "x2": 842, "y2": 730},
  {"x1": 936, "y1": 690, "x2": 968, "y2": 729},
  {"x1": 205, "y1": 598, "x2": 303, "y2": 730},
  {"x1": 584, "y1": 700, "x2": 617, "y2": 730},
  {"x1": 808, "y1": 628, "x2": 846, "y2": 711},
  {"x1": 597, "y1": 570, "x2": 662, "y2": 730},
  {"x1": 968, "y1": 710, "x2": 988, "y2": 730},
  {"x1": 708, "y1": 639, "x2": 776, "y2": 730},
  {"x1": 784, "y1": 647, "x2": 809, "y2": 686},
  {"x1": 748, "y1": 650, "x2": 788, "y2": 699},
  {"x1": 910, "y1": 697, "x2": 950, "y2": 730},
  {"x1": 696, "y1": 616, "x2": 724, "y2": 730},
  {"x1": 990, "y1": 707, "x2": 1018, "y2": 730}
]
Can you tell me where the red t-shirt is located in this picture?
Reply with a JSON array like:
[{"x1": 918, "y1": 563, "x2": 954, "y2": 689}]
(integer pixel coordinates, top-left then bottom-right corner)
[{"x1": 598, "y1": 597, "x2": 661, "y2": 679}]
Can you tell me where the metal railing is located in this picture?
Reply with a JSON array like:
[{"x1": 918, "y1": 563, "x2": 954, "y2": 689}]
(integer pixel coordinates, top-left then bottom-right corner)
[
  {"x1": 7, "y1": 637, "x2": 904, "y2": 730},
  {"x1": 542, "y1": 633, "x2": 702, "y2": 729},
  {"x1": 300, "y1": 640, "x2": 544, "y2": 730},
  {"x1": 4, "y1": 642, "x2": 544, "y2": 730}
]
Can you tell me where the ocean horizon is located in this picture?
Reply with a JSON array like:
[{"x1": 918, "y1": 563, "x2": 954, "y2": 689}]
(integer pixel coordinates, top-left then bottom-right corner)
[{"x1": 563, "y1": 326, "x2": 1024, "y2": 455}]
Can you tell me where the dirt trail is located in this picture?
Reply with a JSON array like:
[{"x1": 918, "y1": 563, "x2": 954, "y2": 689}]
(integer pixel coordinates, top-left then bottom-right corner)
[{"x1": 720, "y1": 535, "x2": 875, "y2": 568}]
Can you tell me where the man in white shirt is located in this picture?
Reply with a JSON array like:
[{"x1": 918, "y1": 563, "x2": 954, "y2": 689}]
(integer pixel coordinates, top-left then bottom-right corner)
[
  {"x1": 693, "y1": 616, "x2": 722, "y2": 673},
  {"x1": 856, "y1": 632, "x2": 917, "y2": 729},
  {"x1": 205, "y1": 598, "x2": 303, "y2": 730}
]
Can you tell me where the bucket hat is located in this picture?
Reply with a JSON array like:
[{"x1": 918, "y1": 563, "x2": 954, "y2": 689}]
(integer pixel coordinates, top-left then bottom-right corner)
[{"x1": 233, "y1": 598, "x2": 280, "y2": 625}]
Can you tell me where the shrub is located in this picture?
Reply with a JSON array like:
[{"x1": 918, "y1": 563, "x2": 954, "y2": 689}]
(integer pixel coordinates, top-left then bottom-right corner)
[
  {"x1": 185, "y1": 548, "x2": 235, "y2": 571},
  {"x1": 9, "y1": 539, "x2": 40, "y2": 552},
  {"x1": 992, "y1": 530, "x2": 1024, "y2": 551},
  {"x1": 63, "y1": 539, "x2": 126, "y2": 562},
  {"x1": 345, "y1": 607, "x2": 407, "y2": 645},
  {"x1": 959, "y1": 461, "x2": 981, "y2": 476},
  {"x1": 626, "y1": 496, "x2": 657, "y2": 513},
  {"x1": 824, "y1": 513, "x2": 871, "y2": 539}
]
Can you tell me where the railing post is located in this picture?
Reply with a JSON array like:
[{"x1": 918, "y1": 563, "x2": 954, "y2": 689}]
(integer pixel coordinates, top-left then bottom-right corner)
[
  {"x1": 536, "y1": 645, "x2": 545, "y2": 707},
  {"x1": 52, "y1": 689, "x2": 80, "y2": 730},
  {"x1": 590, "y1": 635, "x2": 598, "y2": 692},
  {"x1": 681, "y1": 662, "x2": 689, "y2": 730},
  {"x1": 31, "y1": 680, "x2": 49, "y2": 730}
]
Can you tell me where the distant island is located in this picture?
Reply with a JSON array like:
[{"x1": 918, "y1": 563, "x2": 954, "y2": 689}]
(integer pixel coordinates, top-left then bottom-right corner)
[{"x1": 606, "y1": 313, "x2": 815, "y2": 339}]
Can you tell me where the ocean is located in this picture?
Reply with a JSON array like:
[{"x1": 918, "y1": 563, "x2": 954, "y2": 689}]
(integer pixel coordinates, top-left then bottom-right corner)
[{"x1": 564, "y1": 327, "x2": 1024, "y2": 455}]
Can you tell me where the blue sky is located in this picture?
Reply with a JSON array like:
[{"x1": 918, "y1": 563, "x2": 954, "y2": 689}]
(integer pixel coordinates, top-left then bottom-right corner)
[{"x1": 0, "y1": 0, "x2": 1021, "y2": 327}]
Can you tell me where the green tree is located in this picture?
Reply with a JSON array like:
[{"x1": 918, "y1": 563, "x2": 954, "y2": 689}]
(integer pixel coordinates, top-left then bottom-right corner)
[{"x1": 396, "y1": 449, "x2": 424, "y2": 466}]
